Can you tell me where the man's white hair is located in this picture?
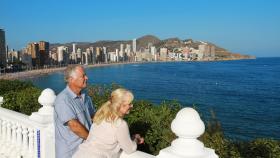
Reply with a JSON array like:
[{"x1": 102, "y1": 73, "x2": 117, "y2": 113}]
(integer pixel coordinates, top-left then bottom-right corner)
[{"x1": 64, "y1": 65, "x2": 83, "y2": 83}]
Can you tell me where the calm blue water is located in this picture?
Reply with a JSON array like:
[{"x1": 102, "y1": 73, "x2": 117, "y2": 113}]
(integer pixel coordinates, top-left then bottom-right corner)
[{"x1": 29, "y1": 58, "x2": 280, "y2": 140}]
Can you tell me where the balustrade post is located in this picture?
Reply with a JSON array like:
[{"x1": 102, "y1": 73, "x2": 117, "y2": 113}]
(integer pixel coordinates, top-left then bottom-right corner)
[
  {"x1": 28, "y1": 127, "x2": 35, "y2": 157},
  {"x1": 0, "y1": 118, "x2": 2, "y2": 140},
  {"x1": 0, "y1": 96, "x2": 3, "y2": 107},
  {"x1": 11, "y1": 122, "x2": 17, "y2": 145},
  {"x1": 16, "y1": 124, "x2": 23, "y2": 157},
  {"x1": 0, "y1": 119, "x2": 5, "y2": 153},
  {"x1": 29, "y1": 88, "x2": 56, "y2": 158},
  {"x1": 9, "y1": 122, "x2": 19, "y2": 158},
  {"x1": 21, "y1": 126, "x2": 29, "y2": 157},
  {"x1": 157, "y1": 107, "x2": 219, "y2": 158},
  {"x1": 3, "y1": 121, "x2": 12, "y2": 156}
]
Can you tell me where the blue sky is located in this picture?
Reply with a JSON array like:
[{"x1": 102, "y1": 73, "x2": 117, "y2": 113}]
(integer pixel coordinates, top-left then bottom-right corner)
[{"x1": 1, "y1": 0, "x2": 280, "y2": 57}]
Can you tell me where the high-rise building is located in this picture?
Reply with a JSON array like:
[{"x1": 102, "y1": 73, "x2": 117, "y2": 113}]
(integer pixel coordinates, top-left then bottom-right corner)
[
  {"x1": 125, "y1": 44, "x2": 131, "y2": 55},
  {"x1": 148, "y1": 42, "x2": 153, "y2": 49},
  {"x1": 96, "y1": 47, "x2": 101, "y2": 57},
  {"x1": 132, "y1": 38, "x2": 137, "y2": 53},
  {"x1": 72, "y1": 43, "x2": 76, "y2": 54},
  {"x1": 57, "y1": 46, "x2": 68, "y2": 63},
  {"x1": 210, "y1": 46, "x2": 215, "y2": 58},
  {"x1": 199, "y1": 44, "x2": 211, "y2": 59},
  {"x1": 115, "y1": 49, "x2": 119, "y2": 62},
  {"x1": 86, "y1": 48, "x2": 92, "y2": 64},
  {"x1": 7, "y1": 49, "x2": 19, "y2": 62},
  {"x1": 159, "y1": 48, "x2": 168, "y2": 61},
  {"x1": 21, "y1": 48, "x2": 32, "y2": 67},
  {"x1": 82, "y1": 51, "x2": 88, "y2": 65},
  {"x1": 27, "y1": 42, "x2": 39, "y2": 66},
  {"x1": 0, "y1": 29, "x2": 6, "y2": 66},
  {"x1": 120, "y1": 44, "x2": 124, "y2": 58},
  {"x1": 77, "y1": 48, "x2": 82, "y2": 64},
  {"x1": 103, "y1": 47, "x2": 107, "y2": 63},
  {"x1": 39, "y1": 41, "x2": 49, "y2": 66},
  {"x1": 90, "y1": 47, "x2": 96, "y2": 64}
]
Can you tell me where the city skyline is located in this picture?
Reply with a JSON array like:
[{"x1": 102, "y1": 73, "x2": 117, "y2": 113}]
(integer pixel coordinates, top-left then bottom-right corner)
[{"x1": 1, "y1": 0, "x2": 280, "y2": 57}]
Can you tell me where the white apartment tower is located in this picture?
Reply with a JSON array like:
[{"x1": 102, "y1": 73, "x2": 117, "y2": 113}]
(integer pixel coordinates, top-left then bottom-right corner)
[
  {"x1": 103, "y1": 47, "x2": 108, "y2": 63},
  {"x1": 125, "y1": 44, "x2": 131, "y2": 56},
  {"x1": 150, "y1": 46, "x2": 156, "y2": 55},
  {"x1": 115, "y1": 49, "x2": 119, "y2": 62},
  {"x1": 57, "y1": 46, "x2": 68, "y2": 63},
  {"x1": 72, "y1": 43, "x2": 76, "y2": 54},
  {"x1": 133, "y1": 38, "x2": 137, "y2": 53},
  {"x1": 120, "y1": 44, "x2": 124, "y2": 57}
]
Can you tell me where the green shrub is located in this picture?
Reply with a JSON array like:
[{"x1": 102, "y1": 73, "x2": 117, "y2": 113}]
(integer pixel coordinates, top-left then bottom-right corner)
[
  {"x1": 199, "y1": 110, "x2": 239, "y2": 158},
  {"x1": 87, "y1": 83, "x2": 121, "y2": 109},
  {"x1": 126, "y1": 100, "x2": 181, "y2": 155},
  {"x1": 200, "y1": 110, "x2": 280, "y2": 158},
  {"x1": 201, "y1": 131, "x2": 241, "y2": 158},
  {"x1": 0, "y1": 79, "x2": 34, "y2": 95},
  {"x1": 2, "y1": 87, "x2": 41, "y2": 115},
  {"x1": 238, "y1": 138, "x2": 280, "y2": 158}
]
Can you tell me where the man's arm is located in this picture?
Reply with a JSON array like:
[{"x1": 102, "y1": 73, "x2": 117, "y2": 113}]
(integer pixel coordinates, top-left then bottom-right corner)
[{"x1": 67, "y1": 119, "x2": 89, "y2": 140}]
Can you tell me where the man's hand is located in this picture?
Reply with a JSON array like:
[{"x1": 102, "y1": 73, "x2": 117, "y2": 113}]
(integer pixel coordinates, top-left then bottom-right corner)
[
  {"x1": 132, "y1": 134, "x2": 144, "y2": 144},
  {"x1": 67, "y1": 119, "x2": 89, "y2": 140}
]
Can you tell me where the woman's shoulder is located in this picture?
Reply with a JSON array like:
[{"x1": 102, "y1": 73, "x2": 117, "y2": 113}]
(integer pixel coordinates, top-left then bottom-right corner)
[{"x1": 113, "y1": 118, "x2": 127, "y2": 128}]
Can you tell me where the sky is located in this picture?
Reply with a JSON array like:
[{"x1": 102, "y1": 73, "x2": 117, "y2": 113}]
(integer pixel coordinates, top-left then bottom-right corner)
[{"x1": 1, "y1": 0, "x2": 280, "y2": 57}]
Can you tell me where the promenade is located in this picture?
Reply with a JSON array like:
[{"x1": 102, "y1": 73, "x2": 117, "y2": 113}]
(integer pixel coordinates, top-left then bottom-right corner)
[{"x1": 0, "y1": 62, "x2": 139, "y2": 80}]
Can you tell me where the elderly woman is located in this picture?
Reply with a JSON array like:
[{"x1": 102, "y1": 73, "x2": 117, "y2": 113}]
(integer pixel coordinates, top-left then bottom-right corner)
[{"x1": 73, "y1": 88, "x2": 144, "y2": 158}]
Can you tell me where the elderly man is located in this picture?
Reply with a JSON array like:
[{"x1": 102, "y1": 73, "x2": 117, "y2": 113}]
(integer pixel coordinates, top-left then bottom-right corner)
[{"x1": 54, "y1": 65, "x2": 95, "y2": 158}]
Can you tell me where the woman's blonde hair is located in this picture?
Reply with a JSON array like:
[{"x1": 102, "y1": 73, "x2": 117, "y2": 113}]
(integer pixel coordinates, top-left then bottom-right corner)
[{"x1": 93, "y1": 88, "x2": 134, "y2": 125}]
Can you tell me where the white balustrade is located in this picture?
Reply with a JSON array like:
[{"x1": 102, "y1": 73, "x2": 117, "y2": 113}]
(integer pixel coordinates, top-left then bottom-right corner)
[
  {"x1": 0, "y1": 89, "x2": 219, "y2": 158},
  {"x1": 0, "y1": 88, "x2": 56, "y2": 158}
]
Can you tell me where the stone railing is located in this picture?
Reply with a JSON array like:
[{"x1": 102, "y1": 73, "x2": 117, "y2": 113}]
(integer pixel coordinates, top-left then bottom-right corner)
[
  {"x1": 0, "y1": 89, "x2": 56, "y2": 158},
  {"x1": 0, "y1": 89, "x2": 218, "y2": 158}
]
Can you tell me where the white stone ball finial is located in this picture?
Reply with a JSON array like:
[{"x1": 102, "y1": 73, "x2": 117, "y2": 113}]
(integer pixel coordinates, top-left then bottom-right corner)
[
  {"x1": 171, "y1": 107, "x2": 205, "y2": 138},
  {"x1": 30, "y1": 88, "x2": 56, "y2": 123},
  {"x1": 38, "y1": 88, "x2": 56, "y2": 108},
  {"x1": 157, "y1": 107, "x2": 219, "y2": 158},
  {"x1": 38, "y1": 88, "x2": 56, "y2": 115}
]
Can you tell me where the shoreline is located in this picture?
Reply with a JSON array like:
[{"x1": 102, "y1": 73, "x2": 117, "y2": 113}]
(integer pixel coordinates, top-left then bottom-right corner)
[
  {"x1": 0, "y1": 58, "x2": 255, "y2": 80},
  {"x1": 0, "y1": 62, "x2": 143, "y2": 80}
]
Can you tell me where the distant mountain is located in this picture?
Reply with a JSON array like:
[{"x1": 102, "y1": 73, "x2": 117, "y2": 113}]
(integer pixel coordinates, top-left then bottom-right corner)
[
  {"x1": 136, "y1": 35, "x2": 161, "y2": 49},
  {"x1": 50, "y1": 34, "x2": 254, "y2": 59},
  {"x1": 155, "y1": 37, "x2": 184, "y2": 49}
]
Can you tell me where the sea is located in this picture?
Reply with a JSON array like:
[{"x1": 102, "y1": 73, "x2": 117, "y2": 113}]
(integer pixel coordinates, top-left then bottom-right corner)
[{"x1": 29, "y1": 57, "x2": 280, "y2": 140}]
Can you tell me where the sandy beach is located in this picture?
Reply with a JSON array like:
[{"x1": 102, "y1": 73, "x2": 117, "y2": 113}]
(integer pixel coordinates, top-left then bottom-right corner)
[
  {"x1": 0, "y1": 62, "x2": 140, "y2": 80},
  {"x1": 0, "y1": 59, "x2": 248, "y2": 80}
]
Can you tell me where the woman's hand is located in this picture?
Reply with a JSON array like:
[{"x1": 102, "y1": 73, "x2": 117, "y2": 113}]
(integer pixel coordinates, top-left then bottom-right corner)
[{"x1": 132, "y1": 134, "x2": 144, "y2": 144}]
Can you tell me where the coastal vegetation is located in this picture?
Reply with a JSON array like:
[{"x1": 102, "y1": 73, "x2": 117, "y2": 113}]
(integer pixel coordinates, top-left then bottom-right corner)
[{"x1": 0, "y1": 80, "x2": 279, "y2": 158}]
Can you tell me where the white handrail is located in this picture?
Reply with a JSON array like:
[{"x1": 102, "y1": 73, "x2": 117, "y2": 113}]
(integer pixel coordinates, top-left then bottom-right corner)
[{"x1": 0, "y1": 88, "x2": 56, "y2": 158}]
